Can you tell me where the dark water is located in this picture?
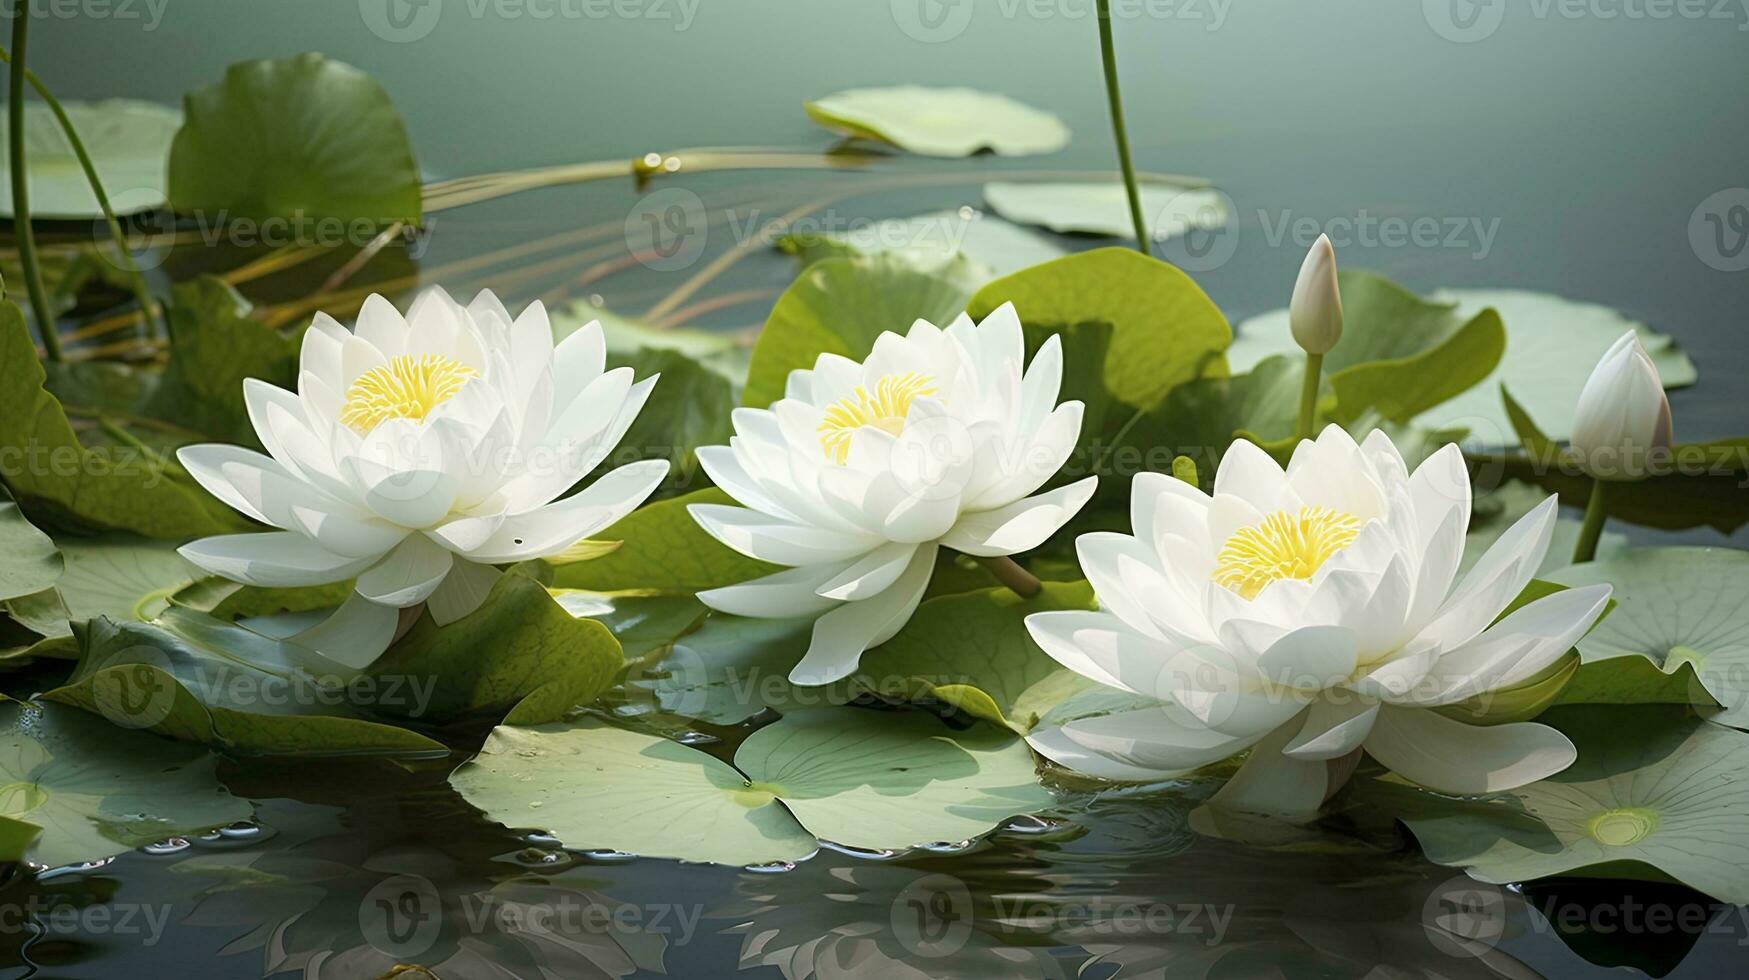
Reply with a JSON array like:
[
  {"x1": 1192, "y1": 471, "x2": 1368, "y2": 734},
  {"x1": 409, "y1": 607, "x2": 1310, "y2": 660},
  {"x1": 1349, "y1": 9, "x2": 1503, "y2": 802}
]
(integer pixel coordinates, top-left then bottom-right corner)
[{"x1": 15, "y1": 1, "x2": 1749, "y2": 975}]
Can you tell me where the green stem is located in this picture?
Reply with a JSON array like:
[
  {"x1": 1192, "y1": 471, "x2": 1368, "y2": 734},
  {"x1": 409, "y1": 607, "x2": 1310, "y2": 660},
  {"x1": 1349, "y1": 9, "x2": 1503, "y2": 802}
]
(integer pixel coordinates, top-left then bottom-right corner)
[
  {"x1": 1572, "y1": 479, "x2": 1611, "y2": 565},
  {"x1": 1296, "y1": 352, "x2": 1324, "y2": 441},
  {"x1": 0, "y1": 46, "x2": 162, "y2": 339},
  {"x1": 978, "y1": 555, "x2": 1042, "y2": 600},
  {"x1": 7, "y1": 12, "x2": 58, "y2": 360},
  {"x1": 1095, "y1": 0, "x2": 1150, "y2": 253}
]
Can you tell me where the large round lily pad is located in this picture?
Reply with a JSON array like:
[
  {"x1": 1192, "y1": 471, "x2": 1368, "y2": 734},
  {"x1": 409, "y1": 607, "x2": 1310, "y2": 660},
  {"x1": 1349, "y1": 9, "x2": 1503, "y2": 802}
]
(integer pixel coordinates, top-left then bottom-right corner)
[
  {"x1": 1549, "y1": 547, "x2": 1749, "y2": 726},
  {"x1": 984, "y1": 181, "x2": 1227, "y2": 242},
  {"x1": 805, "y1": 87, "x2": 1069, "y2": 158},
  {"x1": 0, "y1": 99, "x2": 180, "y2": 218},
  {"x1": 1381, "y1": 706, "x2": 1749, "y2": 905},
  {"x1": 451, "y1": 709, "x2": 1052, "y2": 865}
]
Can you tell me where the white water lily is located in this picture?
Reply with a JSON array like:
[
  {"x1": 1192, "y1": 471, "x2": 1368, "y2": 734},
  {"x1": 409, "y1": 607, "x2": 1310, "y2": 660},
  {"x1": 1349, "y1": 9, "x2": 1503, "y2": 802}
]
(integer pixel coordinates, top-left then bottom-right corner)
[
  {"x1": 691, "y1": 302, "x2": 1097, "y2": 686},
  {"x1": 1571, "y1": 330, "x2": 1674, "y2": 480},
  {"x1": 1026, "y1": 426, "x2": 1612, "y2": 815},
  {"x1": 175, "y1": 288, "x2": 669, "y2": 666}
]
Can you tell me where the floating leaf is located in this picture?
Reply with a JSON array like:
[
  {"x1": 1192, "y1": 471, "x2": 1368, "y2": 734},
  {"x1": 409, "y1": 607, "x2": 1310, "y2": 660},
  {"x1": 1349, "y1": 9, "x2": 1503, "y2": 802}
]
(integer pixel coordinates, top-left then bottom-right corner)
[
  {"x1": 44, "y1": 610, "x2": 445, "y2": 756},
  {"x1": 624, "y1": 612, "x2": 838, "y2": 725},
  {"x1": 0, "y1": 699, "x2": 251, "y2": 868},
  {"x1": 0, "y1": 301, "x2": 246, "y2": 538},
  {"x1": 369, "y1": 574, "x2": 624, "y2": 726},
  {"x1": 1122, "y1": 354, "x2": 1303, "y2": 481},
  {"x1": 452, "y1": 709, "x2": 1051, "y2": 864},
  {"x1": 968, "y1": 247, "x2": 1231, "y2": 411},
  {"x1": 145, "y1": 276, "x2": 299, "y2": 445},
  {"x1": 983, "y1": 181, "x2": 1227, "y2": 242},
  {"x1": 1417, "y1": 290, "x2": 1695, "y2": 442},
  {"x1": 0, "y1": 99, "x2": 180, "y2": 218},
  {"x1": 547, "y1": 589, "x2": 706, "y2": 662},
  {"x1": 1230, "y1": 271, "x2": 1504, "y2": 427},
  {"x1": 167, "y1": 53, "x2": 420, "y2": 226},
  {"x1": 4, "y1": 534, "x2": 198, "y2": 646},
  {"x1": 1381, "y1": 706, "x2": 1749, "y2": 905},
  {"x1": 1549, "y1": 548, "x2": 1749, "y2": 725},
  {"x1": 543, "y1": 488, "x2": 779, "y2": 594},
  {"x1": 742, "y1": 254, "x2": 973, "y2": 409},
  {"x1": 779, "y1": 209, "x2": 1066, "y2": 290},
  {"x1": 805, "y1": 87, "x2": 1069, "y2": 158},
  {"x1": 852, "y1": 581, "x2": 1095, "y2": 734},
  {"x1": 0, "y1": 486, "x2": 60, "y2": 603}
]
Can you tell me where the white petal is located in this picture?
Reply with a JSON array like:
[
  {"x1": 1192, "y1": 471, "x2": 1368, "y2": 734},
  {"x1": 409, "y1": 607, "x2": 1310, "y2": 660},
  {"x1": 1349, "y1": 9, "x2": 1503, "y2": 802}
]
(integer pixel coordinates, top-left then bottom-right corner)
[
  {"x1": 1409, "y1": 584, "x2": 1612, "y2": 706},
  {"x1": 460, "y1": 459, "x2": 669, "y2": 564},
  {"x1": 815, "y1": 542, "x2": 921, "y2": 601},
  {"x1": 690, "y1": 504, "x2": 881, "y2": 566},
  {"x1": 286, "y1": 592, "x2": 402, "y2": 670},
  {"x1": 1282, "y1": 696, "x2": 1380, "y2": 760},
  {"x1": 941, "y1": 477, "x2": 1096, "y2": 557},
  {"x1": 355, "y1": 534, "x2": 455, "y2": 607},
  {"x1": 1215, "y1": 438, "x2": 1299, "y2": 516},
  {"x1": 698, "y1": 563, "x2": 847, "y2": 619},
  {"x1": 1423, "y1": 497, "x2": 1557, "y2": 648},
  {"x1": 425, "y1": 556, "x2": 503, "y2": 626},
  {"x1": 1363, "y1": 706, "x2": 1576, "y2": 795},
  {"x1": 179, "y1": 532, "x2": 380, "y2": 588},
  {"x1": 789, "y1": 544, "x2": 938, "y2": 686},
  {"x1": 1028, "y1": 704, "x2": 1252, "y2": 779},
  {"x1": 1026, "y1": 610, "x2": 1180, "y2": 699},
  {"x1": 1205, "y1": 715, "x2": 1331, "y2": 817},
  {"x1": 353, "y1": 294, "x2": 408, "y2": 358}
]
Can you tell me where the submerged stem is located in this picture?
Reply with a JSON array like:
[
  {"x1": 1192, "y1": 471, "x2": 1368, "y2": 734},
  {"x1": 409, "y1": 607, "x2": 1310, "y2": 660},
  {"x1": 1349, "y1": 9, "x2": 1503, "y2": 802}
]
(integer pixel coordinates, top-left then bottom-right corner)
[
  {"x1": 7, "y1": 14, "x2": 59, "y2": 360},
  {"x1": 1095, "y1": 0, "x2": 1151, "y2": 253},
  {"x1": 1572, "y1": 479, "x2": 1611, "y2": 565},
  {"x1": 1295, "y1": 352, "x2": 1324, "y2": 441},
  {"x1": 979, "y1": 556, "x2": 1043, "y2": 600}
]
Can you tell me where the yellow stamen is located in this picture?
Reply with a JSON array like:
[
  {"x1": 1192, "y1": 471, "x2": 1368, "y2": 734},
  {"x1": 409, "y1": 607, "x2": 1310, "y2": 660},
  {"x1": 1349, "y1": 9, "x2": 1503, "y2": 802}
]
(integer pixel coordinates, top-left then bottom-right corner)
[
  {"x1": 817, "y1": 372, "x2": 938, "y2": 464},
  {"x1": 1213, "y1": 506, "x2": 1361, "y2": 599},
  {"x1": 340, "y1": 354, "x2": 477, "y2": 433}
]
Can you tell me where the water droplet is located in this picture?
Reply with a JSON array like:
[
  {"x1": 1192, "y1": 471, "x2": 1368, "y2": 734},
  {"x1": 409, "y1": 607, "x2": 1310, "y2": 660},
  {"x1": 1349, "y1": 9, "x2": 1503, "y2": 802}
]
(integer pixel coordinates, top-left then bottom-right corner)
[
  {"x1": 524, "y1": 832, "x2": 562, "y2": 847},
  {"x1": 742, "y1": 861, "x2": 796, "y2": 874},
  {"x1": 142, "y1": 838, "x2": 191, "y2": 855},
  {"x1": 527, "y1": 801, "x2": 543, "y2": 809},
  {"x1": 196, "y1": 829, "x2": 225, "y2": 842},
  {"x1": 514, "y1": 847, "x2": 568, "y2": 866},
  {"x1": 38, "y1": 857, "x2": 117, "y2": 878},
  {"x1": 218, "y1": 821, "x2": 262, "y2": 839},
  {"x1": 818, "y1": 841, "x2": 900, "y2": 860},
  {"x1": 999, "y1": 814, "x2": 1060, "y2": 835},
  {"x1": 673, "y1": 731, "x2": 717, "y2": 745},
  {"x1": 580, "y1": 849, "x2": 638, "y2": 863},
  {"x1": 917, "y1": 839, "x2": 976, "y2": 854}
]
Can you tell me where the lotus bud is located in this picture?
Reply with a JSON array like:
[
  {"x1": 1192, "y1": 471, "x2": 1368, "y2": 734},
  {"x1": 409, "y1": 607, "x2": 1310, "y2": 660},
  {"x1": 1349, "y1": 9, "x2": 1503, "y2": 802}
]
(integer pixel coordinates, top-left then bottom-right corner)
[
  {"x1": 1571, "y1": 331, "x2": 1674, "y2": 480},
  {"x1": 1289, "y1": 234, "x2": 1343, "y2": 355}
]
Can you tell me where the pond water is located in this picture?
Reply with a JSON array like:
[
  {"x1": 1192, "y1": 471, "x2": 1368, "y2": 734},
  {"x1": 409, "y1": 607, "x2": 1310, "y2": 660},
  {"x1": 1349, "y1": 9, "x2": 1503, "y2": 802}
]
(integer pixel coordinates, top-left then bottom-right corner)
[{"x1": 15, "y1": 1, "x2": 1749, "y2": 976}]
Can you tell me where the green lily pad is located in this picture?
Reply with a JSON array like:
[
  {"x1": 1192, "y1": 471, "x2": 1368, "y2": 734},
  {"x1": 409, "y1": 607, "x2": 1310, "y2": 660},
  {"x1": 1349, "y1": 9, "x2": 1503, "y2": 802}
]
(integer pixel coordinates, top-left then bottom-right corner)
[
  {"x1": 4, "y1": 534, "x2": 199, "y2": 644},
  {"x1": 543, "y1": 488, "x2": 780, "y2": 595},
  {"x1": 983, "y1": 181, "x2": 1227, "y2": 242},
  {"x1": 1383, "y1": 706, "x2": 1749, "y2": 905},
  {"x1": 805, "y1": 87, "x2": 1069, "y2": 158},
  {"x1": 0, "y1": 699, "x2": 251, "y2": 868},
  {"x1": 0, "y1": 486, "x2": 60, "y2": 602},
  {"x1": 44, "y1": 609, "x2": 445, "y2": 756},
  {"x1": 1417, "y1": 290, "x2": 1695, "y2": 442},
  {"x1": 968, "y1": 247, "x2": 1232, "y2": 411},
  {"x1": 852, "y1": 581, "x2": 1096, "y2": 734},
  {"x1": 1120, "y1": 354, "x2": 1303, "y2": 481},
  {"x1": 1230, "y1": 270, "x2": 1505, "y2": 428},
  {"x1": 0, "y1": 99, "x2": 180, "y2": 218},
  {"x1": 1548, "y1": 548, "x2": 1749, "y2": 726},
  {"x1": 778, "y1": 209, "x2": 1066, "y2": 290},
  {"x1": 0, "y1": 300, "x2": 248, "y2": 538},
  {"x1": 368, "y1": 574, "x2": 625, "y2": 726},
  {"x1": 547, "y1": 589, "x2": 707, "y2": 662},
  {"x1": 451, "y1": 708, "x2": 1051, "y2": 864},
  {"x1": 167, "y1": 53, "x2": 421, "y2": 226},
  {"x1": 624, "y1": 612, "x2": 843, "y2": 725},
  {"x1": 742, "y1": 254, "x2": 973, "y2": 409},
  {"x1": 146, "y1": 276, "x2": 300, "y2": 446}
]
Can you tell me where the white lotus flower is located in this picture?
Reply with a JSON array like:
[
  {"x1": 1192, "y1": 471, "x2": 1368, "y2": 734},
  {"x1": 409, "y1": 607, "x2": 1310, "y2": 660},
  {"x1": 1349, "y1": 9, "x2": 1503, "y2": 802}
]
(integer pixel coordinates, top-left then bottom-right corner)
[
  {"x1": 1570, "y1": 330, "x2": 1673, "y2": 480},
  {"x1": 690, "y1": 303, "x2": 1097, "y2": 685},
  {"x1": 175, "y1": 288, "x2": 669, "y2": 666},
  {"x1": 1025, "y1": 427, "x2": 1612, "y2": 815}
]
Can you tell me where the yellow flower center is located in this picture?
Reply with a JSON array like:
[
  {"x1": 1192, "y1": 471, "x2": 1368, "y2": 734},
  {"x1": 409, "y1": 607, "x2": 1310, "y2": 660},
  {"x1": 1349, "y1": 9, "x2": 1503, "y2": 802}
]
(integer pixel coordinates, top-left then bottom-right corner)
[
  {"x1": 340, "y1": 354, "x2": 477, "y2": 434},
  {"x1": 1213, "y1": 506, "x2": 1362, "y2": 599},
  {"x1": 817, "y1": 372, "x2": 938, "y2": 464}
]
